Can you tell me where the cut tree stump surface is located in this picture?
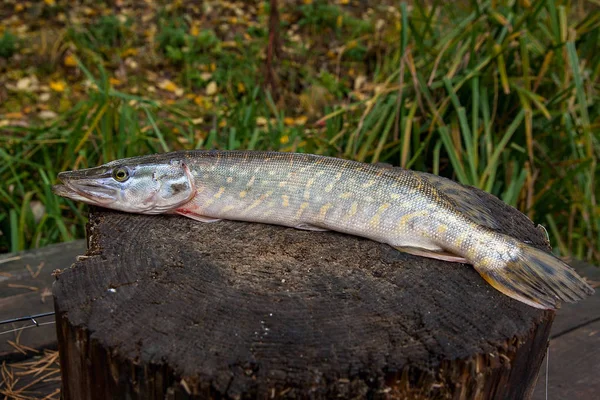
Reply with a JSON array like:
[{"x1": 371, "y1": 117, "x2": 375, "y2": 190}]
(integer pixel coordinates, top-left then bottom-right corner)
[{"x1": 54, "y1": 186, "x2": 556, "y2": 399}]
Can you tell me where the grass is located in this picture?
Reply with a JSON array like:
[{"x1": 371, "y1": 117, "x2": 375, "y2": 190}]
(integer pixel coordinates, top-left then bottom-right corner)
[{"x1": 0, "y1": 0, "x2": 598, "y2": 262}]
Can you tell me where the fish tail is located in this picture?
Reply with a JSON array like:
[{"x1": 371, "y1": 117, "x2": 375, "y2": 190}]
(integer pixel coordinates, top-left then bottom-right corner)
[{"x1": 473, "y1": 238, "x2": 594, "y2": 309}]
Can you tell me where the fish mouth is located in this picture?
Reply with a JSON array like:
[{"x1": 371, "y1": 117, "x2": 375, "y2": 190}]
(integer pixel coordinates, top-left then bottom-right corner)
[{"x1": 53, "y1": 169, "x2": 117, "y2": 205}]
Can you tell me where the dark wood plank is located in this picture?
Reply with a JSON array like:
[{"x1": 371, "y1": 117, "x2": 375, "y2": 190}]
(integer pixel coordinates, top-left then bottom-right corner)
[
  {"x1": 0, "y1": 240, "x2": 86, "y2": 361},
  {"x1": 550, "y1": 291, "x2": 600, "y2": 339},
  {"x1": 532, "y1": 319, "x2": 600, "y2": 400},
  {"x1": 532, "y1": 261, "x2": 600, "y2": 400},
  {"x1": 548, "y1": 260, "x2": 600, "y2": 338},
  {"x1": 1, "y1": 350, "x2": 61, "y2": 399}
]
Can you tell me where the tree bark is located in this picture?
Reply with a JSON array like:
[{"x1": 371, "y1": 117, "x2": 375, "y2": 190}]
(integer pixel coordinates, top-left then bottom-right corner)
[
  {"x1": 54, "y1": 186, "x2": 554, "y2": 399},
  {"x1": 264, "y1": 0, "x2": 281, "y2": 100}
]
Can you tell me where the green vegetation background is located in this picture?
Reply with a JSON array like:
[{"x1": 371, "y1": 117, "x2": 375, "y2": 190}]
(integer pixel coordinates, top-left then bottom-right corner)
[{"x1": 1, "y1": 0, "x2": 598, "y2": 261}]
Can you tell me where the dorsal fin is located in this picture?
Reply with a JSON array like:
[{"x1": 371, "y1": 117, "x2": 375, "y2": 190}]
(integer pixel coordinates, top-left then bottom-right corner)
[{"x1": 419, "y1": 172, "x2": 501, "y2": 230}]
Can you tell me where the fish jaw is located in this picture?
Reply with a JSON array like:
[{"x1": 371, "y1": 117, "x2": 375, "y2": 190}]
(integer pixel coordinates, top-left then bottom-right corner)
[
  {"x1": 52, "y1": 183, "x2": 109, "y2": 205},
  {"x1": 53, "y1": 169, "x2": 119, "y2": 206}
]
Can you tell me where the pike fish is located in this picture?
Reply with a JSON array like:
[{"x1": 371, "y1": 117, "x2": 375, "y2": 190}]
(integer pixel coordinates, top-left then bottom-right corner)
[{"x1": 52, "y1": 150, "x2": 594, "y2": 309}]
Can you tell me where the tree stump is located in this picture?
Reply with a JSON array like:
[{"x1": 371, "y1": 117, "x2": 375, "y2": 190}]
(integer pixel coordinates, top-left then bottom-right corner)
[{"x1": 54, "y1": 187, "x2": 554, "y2": 400}]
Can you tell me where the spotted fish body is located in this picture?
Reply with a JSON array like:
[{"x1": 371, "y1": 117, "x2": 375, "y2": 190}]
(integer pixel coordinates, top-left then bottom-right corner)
[
  {"x1": 183, "y1": 152, "x2": 476, "y2": 255},
  {"x1": 53, "y1": 150, "x2": 594, "y2": 309}
]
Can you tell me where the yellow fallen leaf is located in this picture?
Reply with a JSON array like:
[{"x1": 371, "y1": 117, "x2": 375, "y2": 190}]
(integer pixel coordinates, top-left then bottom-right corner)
[
  {"x1": 39, "y1": 110, "x2": 57, "y2": 119},
  {"x1": 64, "y1": 54, "x2": 77, "y2": 67},
  {"x1": 29, "y1": 200, "x2": 45, "y2": 224},
  {"x1": 206, "y1": 81, "x2": 218, "y2": 96},
  {"x1": 283, "y1": 116, "x2": 308, "y2": 127},
  {"x1": 49, "y1": 80, "x2": 66, "y2": 92},
  {"x1": 210, "y1": 63, "x2": 216, "y2": 72},
  {"x1": 5, "y1": 112, "x2": 24, "y2": 119},
  {"x1": 354, "y1": 75, "x2": 366, "y2": 90},
  {"x1": 303, "y1": 0, "x2": 312, "y2": 4},
  {"x1": 218, "y1": 119, "x2": 227, "y2": 128},
  {"x1": 120, "y1": 48, "x2": 138, "y2": 58},
  {"x1": 280, "y1": 135, "x2": 289, "y2": 144},
  {"x1": 193, "y1": 95, "x2": 204, "y2": 106},
  {"x1": 44, "y1": 0, "x2": 55, "y2": 6},
  {"x1": 337, "y1": 15, "x2": 343, "y2": 28},
  {"x1": 15, "y1": 3, "x2": 24, "y2": 11},
  {"x1": 190, "y1": 25, "x2": 200, "y2": 36},
  {"x1": 237, "y1": 82, "x2": 246, "y2": 93},
  {"x1": 256, "y1": 117, "x2": 267, "y2": 126},
  {"x1": 159, "y1": 79, "x2": 184, "y2": 96},
  {"x1": 109, "y1": 77, "x2": 122, "y2": 86},
  {"x1": 159, "y1": 79, "x2": 179, "y2": 93},
  {"x1": 16, "y1": 77, "x2": 32, "y2": 90},
  {"x1": 294, "y1": 116, "x2": 308, "y2": 126}
]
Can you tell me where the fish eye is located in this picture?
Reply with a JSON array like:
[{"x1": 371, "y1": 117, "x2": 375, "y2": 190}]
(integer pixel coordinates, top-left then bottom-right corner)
[{"x1": 112, "y1": 167, "x2": 130, "y2": 182}]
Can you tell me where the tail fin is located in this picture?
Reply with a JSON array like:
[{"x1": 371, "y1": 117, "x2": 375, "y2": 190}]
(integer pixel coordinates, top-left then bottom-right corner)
[{"x1": 474, "y1": 243, "x2": 595, "y2": 309}]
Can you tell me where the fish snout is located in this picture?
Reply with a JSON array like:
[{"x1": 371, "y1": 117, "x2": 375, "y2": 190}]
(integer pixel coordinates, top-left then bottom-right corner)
[
  {"x1": 54, "y1": 167, "x2": 118, "y2": 204},
  {"x1": 58, "y1": 167, "x2": 111, "y2": 182}
]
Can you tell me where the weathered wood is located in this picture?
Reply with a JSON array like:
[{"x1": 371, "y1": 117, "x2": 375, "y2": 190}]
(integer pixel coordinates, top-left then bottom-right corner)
[
  {"x1": 544, "y1": 260, "x2": 600, "y2": 338},
  {"x1": 532, "y1": 261, "x2": 600, "y2": 400},
  {"x1": 0, "y1": 241, "x2": 86, "y2": 361},
  {"x1": 532, "y1": 319, "x2": 600, "y2": 400},
  {"x1": 54, "y1": 186, "x2": 557, "y2": 400}
]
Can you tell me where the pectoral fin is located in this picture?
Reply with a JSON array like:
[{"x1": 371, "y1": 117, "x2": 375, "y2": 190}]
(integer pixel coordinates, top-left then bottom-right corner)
[
  {"x1": 175, "y1": 209, "x2": 222, "y2": 223},
  {"x1": 394, "y1": 246, "x2": 468, "y2": 263},
  {"x1": 295, "y1": 223, "x2": 329, "y2": 232}
]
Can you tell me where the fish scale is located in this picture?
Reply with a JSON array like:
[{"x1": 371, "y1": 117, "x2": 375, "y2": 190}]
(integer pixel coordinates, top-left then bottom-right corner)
[
  {"x1": 53, "y1": 150, "x2": 594, "y2": 309},
  {"x1": 183, "y1": 152, "x2": 452, "y2": 247}
]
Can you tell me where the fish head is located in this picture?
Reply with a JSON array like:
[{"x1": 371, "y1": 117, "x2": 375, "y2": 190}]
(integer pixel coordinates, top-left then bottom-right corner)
[{"x1": 53, "y1": 157, "x2": 196, "y2": 214}]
